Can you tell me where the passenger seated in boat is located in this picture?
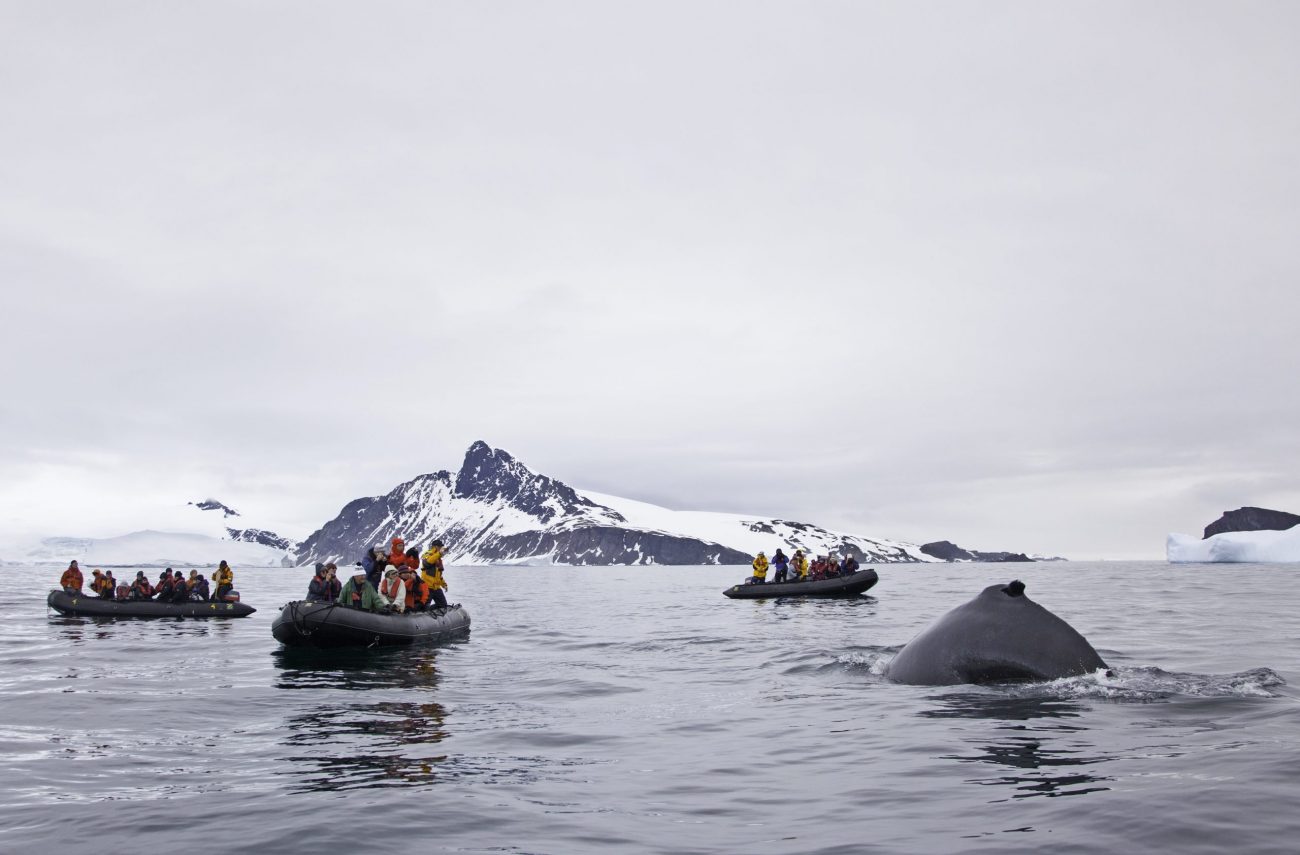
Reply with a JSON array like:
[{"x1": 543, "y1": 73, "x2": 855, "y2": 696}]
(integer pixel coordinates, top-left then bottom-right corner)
[
  {"x1": 128, "y1": 572, "x2": 152, "y2": 601},
  {"x1": 840, "y1": 555, "x2": 860, "y2": 576},
  {"x1": 771, "y1": 549, "x2": 790, "y2": 583},
  {"x1": 338, "y1": 571, "x2": 383, "y2": 611},
  {"x1": 154, "y1": 569, "x2": 174, "y2": 600},
  {"x1": 400, "y1": 566, "x2": 429, "y2": 612},
  {"x1": 791, "y1": 550, "x2": 808, "y2": 580},
  {"x1": 104, "y1": 571, "x2": 118, "y2": 599},
  {"x1": 377, "y1": 566, "x2": 406, "y2": 612},
  {"x1": 421, "y1": 540, "x2": 449, "y2": 609},
  {"x1": 191, "y1": 574, "x2": 210, "y2": 601},
  {"x1": 749, "y1": 552, "x2": 768, "y2": 584},
  {"x1": 89, "y1": 569, "x2": 110, "y2": 598},
  {"x1": 323, "y1": 564, "x2": 341, "y2": 601},
  {"x1": 171, "y1": 574, "x2": 194, "y2": 604},
  {"x1": 212, "y1": 561, "x2": 234, "y2": 601},
  {"x1": 60, "y1": 561, "x2": 84, "y2": 594},
  {"x1": 307, "y1": 564, "x2": 332, "y2": 602},
  {"x1": 824, "y1": 555, "x2": 841, "y2": 579}
]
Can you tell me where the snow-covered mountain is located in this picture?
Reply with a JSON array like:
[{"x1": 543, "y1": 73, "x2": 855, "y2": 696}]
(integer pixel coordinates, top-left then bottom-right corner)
[
  {"x1": 297, "y1": 441, "x2": 932, "y2": 566},
  {"x1": 7, "y1": 499, "x2": 298, "y2": 567}
]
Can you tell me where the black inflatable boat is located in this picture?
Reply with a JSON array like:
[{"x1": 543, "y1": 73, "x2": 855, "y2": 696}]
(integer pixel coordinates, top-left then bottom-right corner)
[
  {"x1": 272, "y1": 600, "x2": 471, "y2": 648},
  {"x1": 723, "y1": 568, "x2": 879, "y2": 599},
  {"x1": 47, "y1": 589, "x2": 256, "y2": 618}
]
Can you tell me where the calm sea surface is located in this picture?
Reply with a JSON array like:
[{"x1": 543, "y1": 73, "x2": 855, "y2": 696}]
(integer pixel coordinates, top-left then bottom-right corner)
[{"x1": 2, "y1": 561, "x2": 1298, "y2": 854}]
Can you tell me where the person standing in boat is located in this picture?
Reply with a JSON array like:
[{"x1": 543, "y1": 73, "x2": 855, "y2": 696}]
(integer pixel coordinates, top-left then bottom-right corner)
[
  {"x1": 338, "y1": 570, "x2": 384, "y2": 611},
  {"x1": 362, "y1": 547, "x2": 386, "y2": 588},
  {"x1": 750, "y1": 552, "x2": 769, "y2": 584},
  {"x1": 104, "y1": 570, "x2": 119, "y2": 599},
  {"x1": 59, "y1": 561, "x2": 84, "y2": 593},
  {"x1": 771, "y1": 549, "x2": 790, "y2": 583},
  {"x1": 421, "y1": 540, "x2": 449, "y2": 610},
  {"x1": 212, "y1": 561, "x2": 234, "y2": 601}
]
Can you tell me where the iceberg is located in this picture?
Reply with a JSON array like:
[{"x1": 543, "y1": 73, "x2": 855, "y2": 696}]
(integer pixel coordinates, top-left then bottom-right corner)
[{"x1": 1167, "y1": 525, "x2": 1300, "y2": 563}]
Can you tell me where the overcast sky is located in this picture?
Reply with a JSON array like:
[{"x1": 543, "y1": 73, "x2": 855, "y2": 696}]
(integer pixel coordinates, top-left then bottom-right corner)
[{"x1": 2, "y1": 1, "x2": 1298, "y2": 559}]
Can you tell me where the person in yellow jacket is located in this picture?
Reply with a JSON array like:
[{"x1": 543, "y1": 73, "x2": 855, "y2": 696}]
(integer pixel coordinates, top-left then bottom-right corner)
[
  {"x1": 420, "y1": 539, "x2": 450, "y2": 609},
  {"x1": 750, "y1": 551, "x2": 769, "y2": 584},
  {"x1": 791, "y1": 550, "x2": 809, "y2": 580},
  {"x1": 212, "y1": 560, "x2": 235, "y2": 601}
]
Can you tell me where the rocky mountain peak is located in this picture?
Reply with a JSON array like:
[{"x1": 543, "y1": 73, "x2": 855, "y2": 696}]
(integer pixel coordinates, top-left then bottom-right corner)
[
  {"x1": 191, "y1": 499, "x2": 240, "y2": 518},
  {"x1": 453, "y1": 441, "x2": 622, "y2": 525}
]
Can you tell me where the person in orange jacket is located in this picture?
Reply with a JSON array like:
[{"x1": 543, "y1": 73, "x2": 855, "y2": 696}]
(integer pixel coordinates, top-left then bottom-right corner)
[
  {"x1": 399, "y1": 566, "x2": 428, "y2": 611},
  {"x1": 389, "y1": 537, "x2": 415, "y2": 570},
  {"x1": 60, "y1": 561, "x2": 84, "y2": 594}
]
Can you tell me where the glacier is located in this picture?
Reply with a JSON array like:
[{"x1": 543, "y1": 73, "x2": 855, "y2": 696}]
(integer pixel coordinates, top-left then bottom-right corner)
[{"x1": 1167, "y1": 525, "x2": 1300, "y2": 563}]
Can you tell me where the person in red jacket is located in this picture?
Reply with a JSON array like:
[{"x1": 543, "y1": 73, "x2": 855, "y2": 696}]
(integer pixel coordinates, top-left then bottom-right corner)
[
  {"x1": 389, "y1": 537, "x2": 415, "y2": 570},
  {"x1": 60, "y1": 561, "x2": 84, "y2": 594}
]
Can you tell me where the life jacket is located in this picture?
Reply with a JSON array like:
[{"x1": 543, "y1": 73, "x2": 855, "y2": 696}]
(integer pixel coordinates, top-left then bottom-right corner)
[
  {"x1": 61, "y1": 567, "x2": 83, "y2": 589},
  {"x1": 389, "y1": 538, "x2": 408, "y2": 568},
  {"x1": 793, "y1": 556, "x2": 807, "y2": 577},
  {"x1": 213, "y1": 566, "x2": 233, "y2": 587},
  {"x1": 132, "y1": 579, "x2": 152, "y2": 597},
  {"x1": 751, "y1": 556, "x2": 768, "y2": 577},
  {"x1": 90, "y1": 573, "x2": 107, "y2": 594},
  {"x1": 379, "y1": 575, "x2": 405, "y2": 601},
  {"x1": 403, "y1": 574, "x2": 426, "y2": 609}
]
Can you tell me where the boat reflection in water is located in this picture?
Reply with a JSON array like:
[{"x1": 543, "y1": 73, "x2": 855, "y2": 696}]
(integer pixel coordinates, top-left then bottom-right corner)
[
  {"x1": 273, "y1": 646, "x2": 452, "y2": 792},
  {"x1": 922, "y1": 693, "x2": 1114, "y2": 801}
]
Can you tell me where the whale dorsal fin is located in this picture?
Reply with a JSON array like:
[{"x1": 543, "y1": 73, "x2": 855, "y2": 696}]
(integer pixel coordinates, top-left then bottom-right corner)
[{"x1": 1001, "y1": 580, "x2": 1026, "y2": 597}]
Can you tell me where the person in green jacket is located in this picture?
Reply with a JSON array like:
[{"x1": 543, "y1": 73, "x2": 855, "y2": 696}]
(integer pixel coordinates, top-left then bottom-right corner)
[{"x1": 338, "y1": 571, "x2": 384, "y2": 611}]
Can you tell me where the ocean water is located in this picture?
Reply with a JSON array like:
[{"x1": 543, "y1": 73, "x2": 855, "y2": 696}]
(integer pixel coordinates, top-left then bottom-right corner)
[{"x1": 2, "y1": 561, "x2": 1298, "y2": 854}]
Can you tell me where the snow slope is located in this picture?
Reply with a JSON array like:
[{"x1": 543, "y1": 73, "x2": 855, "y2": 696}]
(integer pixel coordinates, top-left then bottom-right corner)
[
  {"x1": 4, "y1": 498, "x2": 298, "y2": 567},
  {"x1": 1167, "y1": 526, "x2": 1300, "y2": 563},
  {"x1": 578, "y1": 490, "x2": 931, "y2": 563},
  {"x1": 22, "y1": 530, "x2": 289, "y2": 568}
]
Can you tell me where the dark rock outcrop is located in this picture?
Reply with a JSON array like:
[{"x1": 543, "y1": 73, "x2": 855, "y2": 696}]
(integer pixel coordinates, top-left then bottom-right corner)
[
  {"x1": 921, "y1": 541, "x2": 974, "y2": 561},
  {"x1": 1204, "y1": 507, "x2": 1300, "y2": 539},
  {"x1": 922, "y1": 540, "x2": 1034, "y2": 563},
  {"x1": 227, "y1": 528, "x2": 297, "y2": 551}
]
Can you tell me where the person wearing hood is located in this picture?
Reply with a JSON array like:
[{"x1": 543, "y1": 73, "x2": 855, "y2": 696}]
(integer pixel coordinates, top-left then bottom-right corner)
[
  {"x1": 750, "y1": 552, "x2": 769, "y2": 584},
  {"x1": 389, "y1": 537, "x2": 417, "y2": 571},
  {"x1": 192, "y1": 574, "x2": 210, "y2": 601},
  {"x1": 377, "y1": 566, "x2": 407, "y2": 612},
  {"x1": 338, "y1": 571, "x2": 383, "y2": 611},
  {"x1": 307, "y1": 564, "x2": 332, "y2": 602},
  {"x1": 212, "y1": 561, "x2": 234, "y2": 601}
]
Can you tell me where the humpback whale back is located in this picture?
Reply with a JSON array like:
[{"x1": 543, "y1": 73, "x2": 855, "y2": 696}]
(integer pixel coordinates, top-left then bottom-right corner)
[{"x1": 886, "y1": 580, "x2": 1107, "y2": 686}]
